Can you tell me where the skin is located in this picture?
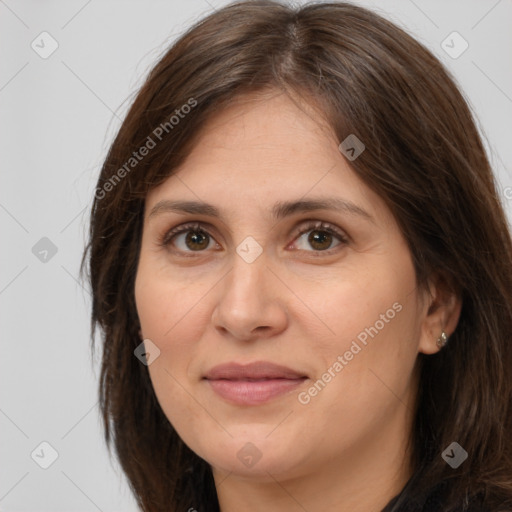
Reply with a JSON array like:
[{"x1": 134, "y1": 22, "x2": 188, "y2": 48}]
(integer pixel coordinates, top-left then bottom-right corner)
[{"x1": 134, "y1": 89, "x2": 461, "y2": 511}]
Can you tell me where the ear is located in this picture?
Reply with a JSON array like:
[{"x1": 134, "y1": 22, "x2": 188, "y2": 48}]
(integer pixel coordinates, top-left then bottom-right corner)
[{"x1": 418, "y1": 274, "x2": 462, "y2": 355}]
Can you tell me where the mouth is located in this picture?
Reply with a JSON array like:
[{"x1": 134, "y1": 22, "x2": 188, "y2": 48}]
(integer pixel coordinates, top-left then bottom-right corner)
[{"x1": 203, "y1": 361, "x2": 308, "y2": 405}]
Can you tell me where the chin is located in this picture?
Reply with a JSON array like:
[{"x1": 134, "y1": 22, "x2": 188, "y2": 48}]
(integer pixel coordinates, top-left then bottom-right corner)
[{"x1": 193, "y1": 433, "x2": 308, "y2": 480}]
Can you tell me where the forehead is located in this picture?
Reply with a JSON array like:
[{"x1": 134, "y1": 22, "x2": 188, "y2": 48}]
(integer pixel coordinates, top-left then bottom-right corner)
[
  {"x1": 144, "y1": 90, "x2": 388, "y2": 226},
  {"x1": 183, "y1": 90, "x2": 336, "y2": 166}
]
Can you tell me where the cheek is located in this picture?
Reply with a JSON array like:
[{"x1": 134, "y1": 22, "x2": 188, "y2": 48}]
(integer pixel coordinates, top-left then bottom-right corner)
[
  {"x1": 134, "y1": 255, "x2": 215, "y2": 402},
  {"x1": 301, "y1": 254, "x2": 421, "y2": 409},
  {"x1": 135, "y1": 251, "x2": 210, "y2": 344},
  {"x1": 135, "y1": 265, "x2": 211, "y2": 447},
  {"x1": 306, "y1": 258, "x2": 418, "y2": 355},
  {"x1": 293, "y1": 289, "x2": 420, "y2": 461}
]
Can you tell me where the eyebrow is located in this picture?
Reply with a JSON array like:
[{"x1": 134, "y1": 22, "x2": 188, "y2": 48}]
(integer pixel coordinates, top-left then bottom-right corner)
[{"x1": 148, "y1": 197, "x2": 374, "y2": 224}]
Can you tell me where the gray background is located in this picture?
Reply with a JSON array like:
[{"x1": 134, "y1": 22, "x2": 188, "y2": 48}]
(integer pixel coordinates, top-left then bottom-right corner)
[{"x1": 1, "y1": 0, "x2": 511, "y2": 510}]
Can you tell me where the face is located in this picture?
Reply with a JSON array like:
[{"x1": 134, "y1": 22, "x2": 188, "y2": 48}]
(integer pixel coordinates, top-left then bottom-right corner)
[{"x1": 135, "y1": 90, "x2": 430, "y2": 484}]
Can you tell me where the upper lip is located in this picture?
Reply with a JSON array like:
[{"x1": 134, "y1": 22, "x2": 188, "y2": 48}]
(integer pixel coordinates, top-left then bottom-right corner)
[{"x1": 204, "y1": 361, "x2": 307, "y2": 380}]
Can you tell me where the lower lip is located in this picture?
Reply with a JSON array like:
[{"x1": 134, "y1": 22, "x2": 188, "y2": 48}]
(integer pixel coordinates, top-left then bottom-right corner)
[{"x1": 206, "y1": 378, "x2": 306, "y2": 405}]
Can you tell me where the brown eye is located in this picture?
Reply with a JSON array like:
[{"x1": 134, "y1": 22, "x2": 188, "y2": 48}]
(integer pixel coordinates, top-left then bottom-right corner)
[
  {"x1": 308, "y1": 230, "x2": 334, "y2": 251},
  {"x1": 162, "y1": 223, "x2": 218, "y2": 253},
  {"x1": 184, "y1": 230, "x2": 210, "y2": 251},
  {"x1": 292, "y1": 221, "x2": 348, "y2": 253}
]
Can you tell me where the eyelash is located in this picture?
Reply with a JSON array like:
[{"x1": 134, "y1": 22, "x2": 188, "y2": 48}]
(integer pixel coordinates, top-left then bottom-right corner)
[{"x1": 159, "y1": 220, "x2": 349, "y2": 256}]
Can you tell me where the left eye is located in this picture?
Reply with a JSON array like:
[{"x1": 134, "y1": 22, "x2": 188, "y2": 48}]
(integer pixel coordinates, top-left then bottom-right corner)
[{"x1": 292, "y1": 222, "x2": 347, "y2": 252}]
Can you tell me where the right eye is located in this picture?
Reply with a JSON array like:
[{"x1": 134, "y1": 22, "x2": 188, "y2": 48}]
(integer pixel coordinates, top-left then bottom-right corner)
[{"x1": 161, "y1": 222, "x2": 221, "y2": 254}]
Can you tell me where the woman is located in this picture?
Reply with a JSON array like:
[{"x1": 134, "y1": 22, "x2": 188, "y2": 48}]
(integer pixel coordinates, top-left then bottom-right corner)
[{"x1": 82, "y1": 1, "x2": 512, "y2": 510}]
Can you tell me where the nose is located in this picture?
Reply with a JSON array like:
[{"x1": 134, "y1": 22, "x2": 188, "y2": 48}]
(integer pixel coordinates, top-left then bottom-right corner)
[{"x1": 211, "y1": 253, "x2": 288, "y2": 342}]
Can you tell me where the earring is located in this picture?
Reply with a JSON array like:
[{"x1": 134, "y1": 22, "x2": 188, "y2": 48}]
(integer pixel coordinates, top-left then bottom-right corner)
[{"x1": 436, "y1": 331, "x2": 448, "y2": 349}]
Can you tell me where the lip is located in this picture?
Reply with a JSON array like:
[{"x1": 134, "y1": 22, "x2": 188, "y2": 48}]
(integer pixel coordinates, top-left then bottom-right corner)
[{"x1": 204, "y1": 361, "x2": 308, "y2": 405}]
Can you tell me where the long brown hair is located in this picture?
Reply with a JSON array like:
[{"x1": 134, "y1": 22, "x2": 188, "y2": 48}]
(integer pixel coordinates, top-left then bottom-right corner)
[{"x1": 82, "y1": 1, "x2": 512, "y2": 510}]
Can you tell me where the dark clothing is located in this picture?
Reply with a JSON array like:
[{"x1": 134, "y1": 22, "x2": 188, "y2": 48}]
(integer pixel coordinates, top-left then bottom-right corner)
[{"x1": 381, "y1": 481, "x2": 497, "y2": 512}]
